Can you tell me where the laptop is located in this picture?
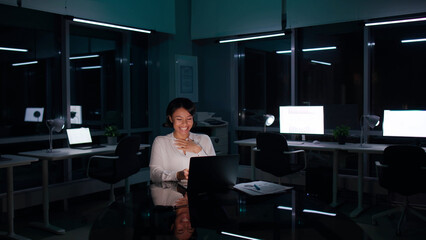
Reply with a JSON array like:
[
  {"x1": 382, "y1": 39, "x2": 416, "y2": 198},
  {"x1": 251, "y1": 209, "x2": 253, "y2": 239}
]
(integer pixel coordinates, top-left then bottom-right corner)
[
  {"x1": 182, "y1": 155, "x2": 239, "y2": 194},
  {"x1": 66, "y1": 127, "x2": 105, "y2": 150}
]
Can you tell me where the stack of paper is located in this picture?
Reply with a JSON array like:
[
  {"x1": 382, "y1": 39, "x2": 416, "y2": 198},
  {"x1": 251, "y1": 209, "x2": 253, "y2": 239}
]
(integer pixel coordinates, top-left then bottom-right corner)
[{"x1": 233, "y1": 181, "x2": 293, "y2": 196}]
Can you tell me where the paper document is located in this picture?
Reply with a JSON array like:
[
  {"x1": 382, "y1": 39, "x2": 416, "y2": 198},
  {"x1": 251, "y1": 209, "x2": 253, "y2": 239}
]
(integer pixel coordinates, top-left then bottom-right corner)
[{"x1": 233, "y1": 181, "x2": 293, "y2": 196}]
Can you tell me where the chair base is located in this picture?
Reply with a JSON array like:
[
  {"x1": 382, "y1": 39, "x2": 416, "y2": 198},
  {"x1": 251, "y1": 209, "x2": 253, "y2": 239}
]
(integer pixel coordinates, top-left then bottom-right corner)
[{"x1": 372, "y1": 203, "x2": 426, "y2": 235}]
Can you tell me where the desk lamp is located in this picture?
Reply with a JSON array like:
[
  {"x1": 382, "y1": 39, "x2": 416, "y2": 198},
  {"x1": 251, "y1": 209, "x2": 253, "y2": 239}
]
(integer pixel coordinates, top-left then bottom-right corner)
[
  {"x1": 360, "y1": 115, "x2": 380, "y2": 147},
  {"x1": 263, "y1": 114, "x2": 275, "y2": 132},
  {"x1": 46, "y1": 118, "x2": 65, "y2": 152}
]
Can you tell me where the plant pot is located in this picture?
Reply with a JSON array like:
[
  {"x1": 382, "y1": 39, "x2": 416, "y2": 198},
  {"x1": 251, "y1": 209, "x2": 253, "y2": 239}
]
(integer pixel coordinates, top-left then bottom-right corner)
[
  {"x1": 107, "y1": 136, "x2": 117, "y2": 145},
  {"x1": 337, "y1": 135, "x2": 346, "y2": 145}
]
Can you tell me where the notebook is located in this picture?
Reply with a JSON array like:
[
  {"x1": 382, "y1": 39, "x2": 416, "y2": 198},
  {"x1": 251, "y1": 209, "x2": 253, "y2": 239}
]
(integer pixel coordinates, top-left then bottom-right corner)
[
  {"x1": 66, "y1": 127, "x2": 105, "y2": 150},
  {"x1": 182, "y1": 154, "x2": 239, "y2": 194}
]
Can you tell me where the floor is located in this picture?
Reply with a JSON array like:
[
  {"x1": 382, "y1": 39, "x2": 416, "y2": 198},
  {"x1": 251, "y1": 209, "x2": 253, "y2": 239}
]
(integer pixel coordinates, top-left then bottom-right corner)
[{"x1": 2, "y1": 184, "x2": 426, "y2": 240}]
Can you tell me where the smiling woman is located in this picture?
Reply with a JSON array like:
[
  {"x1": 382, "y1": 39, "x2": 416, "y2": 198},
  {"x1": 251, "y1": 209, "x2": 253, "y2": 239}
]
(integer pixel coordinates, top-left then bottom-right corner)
[{"x1": 149, "y1": 98, "x2": 216, "y2": 183}]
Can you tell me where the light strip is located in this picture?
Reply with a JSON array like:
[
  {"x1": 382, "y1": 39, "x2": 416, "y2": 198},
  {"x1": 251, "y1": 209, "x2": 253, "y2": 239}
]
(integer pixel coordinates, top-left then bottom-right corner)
[
  {"x1": 219, "y1": 33, "x2": 285, "y2": 44},
  {"x1": 73, "y1": 18, "x2": 151, "y2": 34},
  {"x1": 0, "y1": 47, "x2": 28, "y2": 52},
  {"x1": 277, "y1": 206, "x2": 292, "y2": 211},
  {"x1": 302, "y1": 46, "x2": 337, "y2": 52},
  {"x1": 311, "y1": 60, "x2": 332, "y2": 66},
  {"x1": 276, "y1": 50, "x2": 292, "y2": 54},
  {"x1": 80, "y1": 66, "x2": 102, "y2": 70},
  {"x1": 365, "y1": 17, "x2": 426, "y2": 27},
  {"x1": 12, "y1": 61, "x2": 38, "y2": 66},
  {"x1": 70, "y1": 54, "x2": 100, "y2": 60},
  {"x1": 221, "y1": 231, "x2": 261, "y2": 240},
  {"x1": 401, "y1": 38, "x2": 426, "y2": 43},
  {"x1": 303, "y1": 209, "x2": 336, "y2": 217}
]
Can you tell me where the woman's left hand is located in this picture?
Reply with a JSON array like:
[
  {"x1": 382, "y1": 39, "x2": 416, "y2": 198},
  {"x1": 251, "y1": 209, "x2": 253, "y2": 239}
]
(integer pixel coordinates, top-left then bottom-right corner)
[{"x1": 175, "y1": 139, "x2": 202, "y2": 154}]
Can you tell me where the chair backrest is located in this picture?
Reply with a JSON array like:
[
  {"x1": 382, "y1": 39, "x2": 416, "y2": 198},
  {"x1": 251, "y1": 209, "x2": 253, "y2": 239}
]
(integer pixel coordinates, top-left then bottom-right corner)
[
  {"x1": 114, "y1": 135, "x2": 142, "y2": 181},
  {"x1": 255, "y1": 132, "x2": 292, "y2": 177},
  {"x1": 378, "y1": 145, "x2": 425, "y2": 196}
]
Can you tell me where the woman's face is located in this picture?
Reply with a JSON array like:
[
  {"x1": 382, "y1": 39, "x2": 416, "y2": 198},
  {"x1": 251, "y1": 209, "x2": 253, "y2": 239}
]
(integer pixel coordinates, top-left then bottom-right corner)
[{"x1": 169, "y1": 107, "x2": 193, "y2": 139}]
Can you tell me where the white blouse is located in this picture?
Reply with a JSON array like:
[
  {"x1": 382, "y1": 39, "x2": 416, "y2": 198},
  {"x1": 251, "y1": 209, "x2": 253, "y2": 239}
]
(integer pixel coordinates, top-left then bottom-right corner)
[{"x1": 149, "y1": 132, "x2": 216, "y2": 182}]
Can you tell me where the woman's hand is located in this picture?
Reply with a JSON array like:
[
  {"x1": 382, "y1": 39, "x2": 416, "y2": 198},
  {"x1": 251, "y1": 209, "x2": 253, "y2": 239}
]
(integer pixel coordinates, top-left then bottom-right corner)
[
  {"x1": 177, "y1": 168, "x2": 189, "y2": 181},
  {"x1": 175, "y1": 139, "x2": 202, "y2": 154}
]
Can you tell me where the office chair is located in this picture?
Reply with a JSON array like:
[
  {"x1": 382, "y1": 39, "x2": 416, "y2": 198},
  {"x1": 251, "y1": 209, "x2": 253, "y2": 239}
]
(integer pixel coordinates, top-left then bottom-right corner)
[
  {"x1": 372, "y1": 145, "x2": 426, "y2": 235},
  {"x1": 255, "y1": 132, "x2": 307, "y2": 184},
  {"x1": 87, "y1": 135, "x2": 141, "y2": 202}
]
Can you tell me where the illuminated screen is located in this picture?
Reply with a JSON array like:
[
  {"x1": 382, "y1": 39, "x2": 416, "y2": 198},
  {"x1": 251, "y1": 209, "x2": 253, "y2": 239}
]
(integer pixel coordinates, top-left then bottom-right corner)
[
  {"x1": 70, "y1": 105, "x2": 82, "y2": 124},
  {"x1": 280, "y1": 106, "x2": 324, "y2": 135},
  {"x1": 24, "y1": 107, "x2": 44, "y2": 122},
  {"x1": 66, "y1": 127, "x2": 92, "y2": 145},
  {"x1": 383, "y1": 110, "x2": 426, "y2": 138}
]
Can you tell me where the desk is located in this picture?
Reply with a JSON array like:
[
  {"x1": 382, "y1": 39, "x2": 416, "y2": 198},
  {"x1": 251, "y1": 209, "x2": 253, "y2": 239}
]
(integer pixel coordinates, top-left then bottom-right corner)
[
  {"x1": 89, "y1": 183, "x2": 370, "y2": 240},
  {"x1": 18, "y1": 144, "x2": 150, "y2": 234},
  {"x1": 234, "y1": 138, "x2": 391, "y2": 217},
  {"x1": 0, "y1": 155, "x2": 38, "y2": 240}
]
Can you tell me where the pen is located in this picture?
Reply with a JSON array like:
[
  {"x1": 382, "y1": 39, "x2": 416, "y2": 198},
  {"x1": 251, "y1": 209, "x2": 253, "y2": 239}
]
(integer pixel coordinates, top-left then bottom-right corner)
[{"x1": 254, "y1": 184, "x2": 260, "y2": 190}]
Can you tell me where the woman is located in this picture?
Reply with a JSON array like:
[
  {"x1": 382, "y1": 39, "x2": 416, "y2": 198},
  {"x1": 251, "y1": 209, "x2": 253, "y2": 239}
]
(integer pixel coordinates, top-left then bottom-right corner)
[{"x1": 150, "y1": 97, "x2": 215, "y2": 182}]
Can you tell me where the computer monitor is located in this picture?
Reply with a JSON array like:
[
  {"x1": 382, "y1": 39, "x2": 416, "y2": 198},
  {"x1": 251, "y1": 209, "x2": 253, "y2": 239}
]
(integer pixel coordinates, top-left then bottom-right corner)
[
  {"x1": 70, "y1": 105, "x2": 82, "y2": 124},
  {"x1": 279, "y1": 106, "x2": 324, "y2": 135},
  {"x1": 383, "y1": 110, "x2": 426, "y2": 138},
  {"x1": 24, "y1": 107, "x2": 44, "y2": 122}
]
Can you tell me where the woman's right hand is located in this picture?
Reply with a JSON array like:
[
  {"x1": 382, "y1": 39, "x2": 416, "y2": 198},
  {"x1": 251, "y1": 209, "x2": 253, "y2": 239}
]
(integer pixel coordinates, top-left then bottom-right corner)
[{"x1": 177, "y1": 168, "x2": 189, "y2": 181}]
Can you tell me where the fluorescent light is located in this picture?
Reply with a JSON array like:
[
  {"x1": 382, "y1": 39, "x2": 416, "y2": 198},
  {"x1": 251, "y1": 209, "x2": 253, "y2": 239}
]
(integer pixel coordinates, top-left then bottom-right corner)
[
  {"x1": 73, "y1": 18, "x2": 151, "y2": 34},
  {"x1": 303, "y1": 46, "x2": 337, "y2": 52},
  {"x1": 303, "y1": 209, "x2": 336, "y2": 217},
  {"x1": 365, "y1": 17, "x2": 426, "y2": 26},
  {"x1": 219, "y1": 33, "x2": 285, "y2": 43},
  {"x1": 311, "y1": 60, "x2": 332, "y2": 66},
  {"x1": 401, "y1": 38, "x2": 426, "y2": 43},
  {"x1": 0, "y1": 47, "x2": 28, "y2": 52},
  {"x1": 70, "y1": 54, "x2": 100, "y2": 60},
  {"x1": 277, "y1": 206, "x2": 292, "y2": 211},
  {"x1": 12, "y1": 61, "x2": 38, "y2": 66},
  {"x1": 276, "y1": 50, "x2": 292, "y2": 54},
  {"x1": 221, "y1": 231, "x2": 261, "y2": 240},
  {"x1": 80, "y1": 66, "x2": 102, "y2": 70}
]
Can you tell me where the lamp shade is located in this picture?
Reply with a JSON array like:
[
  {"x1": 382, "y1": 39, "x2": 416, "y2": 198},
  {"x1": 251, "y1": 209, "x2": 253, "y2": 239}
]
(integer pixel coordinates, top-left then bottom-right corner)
[
  {"x1": 264, "y1": 114, "x2": 275, "y2": 127},
  {"x1": 364, "y1": 115, "x2": 380, "y2": 128},
  {"x1": 46, "y1": 118, "x2": 65, "y2": 133}
]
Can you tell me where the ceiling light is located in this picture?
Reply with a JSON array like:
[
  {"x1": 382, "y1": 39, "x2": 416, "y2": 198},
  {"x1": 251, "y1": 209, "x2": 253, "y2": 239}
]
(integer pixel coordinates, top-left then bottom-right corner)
[
  {"x1": 311, "y1": 60, "x2": 332, "y2": 66},
  {"x1": 303, "y1": 46, "x2": 337, "y2": 52},
  {"x1": 219, "y1": 33, "x2": 285, "y2": 43},
  {"x1": 276, "y1": 50, "x2": 292, "y2": 54},
  {"x1": 365, "y1": 17, "x2": 426, "y2": 26},
  {"x1": 12, "y1": 61, "x2": 38, "y2": 66},
  {"x1": 73, "y1": 18, "x2": 151, "y2": 34},
  {"x1": 70, "y1": 54, "x2": 100, "y2": 60},
  {"x1": 80, "y1": 66, "x2": 102, "y2": 70},
  {"x1": 0, "y1": 47, "x2": 28, "y2": 52},
  {"x1": 220, "y1": 231, "x2": 261, "y2": 240},
  {"x1": 401, "y1": 38, "x2": 426, "y2": 43}
]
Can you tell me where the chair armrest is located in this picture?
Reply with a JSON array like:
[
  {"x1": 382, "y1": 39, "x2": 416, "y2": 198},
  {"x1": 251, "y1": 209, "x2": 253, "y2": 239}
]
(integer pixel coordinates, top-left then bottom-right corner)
[
  {"x1": 87, "y1": 155, "x2": 119, "y2": 177},
  {"x1": 137, "y1": 152, "x2": 142, "y2": 156},
  {"x1": 284, "y1": 149, "x2": 307, "y2": 170},
  {"x1": 375, "y1": 161, "x2": 388, "y2": 168}
]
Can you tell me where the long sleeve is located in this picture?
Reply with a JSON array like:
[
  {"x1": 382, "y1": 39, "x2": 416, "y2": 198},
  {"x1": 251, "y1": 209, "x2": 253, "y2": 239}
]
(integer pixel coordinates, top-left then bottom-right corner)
[{"x1": 149, "y1": 132, "x2": 216, "y2": 183}]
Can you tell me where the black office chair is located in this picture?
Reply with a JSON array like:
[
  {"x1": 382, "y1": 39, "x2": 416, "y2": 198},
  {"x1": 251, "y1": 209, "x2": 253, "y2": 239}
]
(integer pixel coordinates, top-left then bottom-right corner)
[
  {"x1": 255, "y1": 132, "x2": 307, "y2": 183},
  {"x1": 87, "y1": 135, "x2": 141, "y2": 202},
  {"x1": 372, "y1": 145, "x2": 426, "y2": 235}
]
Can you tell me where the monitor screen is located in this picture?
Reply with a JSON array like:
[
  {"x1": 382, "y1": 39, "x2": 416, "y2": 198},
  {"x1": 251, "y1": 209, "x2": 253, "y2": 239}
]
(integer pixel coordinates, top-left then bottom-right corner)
[
  {"x1": 279, "y1": 106, "x2": 324, "y2": 135},
  {"x1": 70, "y1": 105, "x2": 82, "y2": 124},
  {"x1": 383, "y1": 110, "x2": 426, "y2": 138},
  {"x1": 24, "y1": 107, "x2": 44, "y2": 122}
]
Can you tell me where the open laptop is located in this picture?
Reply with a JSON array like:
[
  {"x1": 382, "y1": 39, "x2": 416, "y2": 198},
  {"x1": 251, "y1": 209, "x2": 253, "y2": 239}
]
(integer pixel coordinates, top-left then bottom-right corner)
[
  {"x1": 66, "y1": 127, "x2": 105, "y2": 150},
  {"x1": 180, "y1": 155, "x2": 239, "y2": 194}
]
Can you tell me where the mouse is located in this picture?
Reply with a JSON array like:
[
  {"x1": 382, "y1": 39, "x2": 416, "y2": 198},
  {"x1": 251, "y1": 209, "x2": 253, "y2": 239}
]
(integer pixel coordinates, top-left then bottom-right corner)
[{"x1": 313, "y1": 140, "x2": 320, "y2": 144}]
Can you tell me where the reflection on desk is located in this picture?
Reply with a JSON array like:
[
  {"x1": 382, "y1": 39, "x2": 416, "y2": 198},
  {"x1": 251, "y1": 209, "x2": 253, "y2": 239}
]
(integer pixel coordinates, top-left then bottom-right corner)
[{"x1": 89, "y1": 183, "x2": 370, "y2": 240}]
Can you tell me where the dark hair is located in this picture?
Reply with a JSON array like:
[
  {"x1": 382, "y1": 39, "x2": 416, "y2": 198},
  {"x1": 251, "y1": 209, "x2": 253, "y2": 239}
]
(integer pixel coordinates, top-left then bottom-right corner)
[{"x1": 163, "y1": 98, "x2": 196, "y2": 128}]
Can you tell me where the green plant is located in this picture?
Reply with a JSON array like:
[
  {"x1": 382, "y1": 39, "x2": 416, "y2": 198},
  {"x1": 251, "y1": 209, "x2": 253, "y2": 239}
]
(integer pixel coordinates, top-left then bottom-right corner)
[
  {"x1": 332, "y1": 125, "x2": 350, "y2": 139},
  {"x1": 104, "y1": 125, "x2": 119, "y2": 137}
]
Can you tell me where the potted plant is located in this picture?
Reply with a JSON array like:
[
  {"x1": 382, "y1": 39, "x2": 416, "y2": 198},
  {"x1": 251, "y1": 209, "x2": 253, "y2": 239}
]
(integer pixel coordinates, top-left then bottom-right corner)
[
  {"x1": 333, "y1": 125, "x2": 350, "y2": 145},
  {"x1": 105, "y1": 125, "x2": 119, "y2": 145}
]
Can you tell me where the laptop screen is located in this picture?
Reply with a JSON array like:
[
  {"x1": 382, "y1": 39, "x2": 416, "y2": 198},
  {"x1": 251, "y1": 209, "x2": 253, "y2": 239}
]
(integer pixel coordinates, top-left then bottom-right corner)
[{"x1": 66, "y1": 127, "x2": 93, "y2": 145}]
